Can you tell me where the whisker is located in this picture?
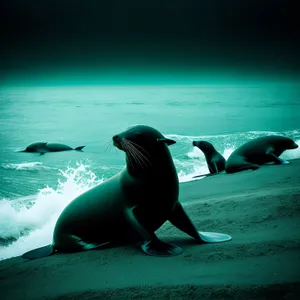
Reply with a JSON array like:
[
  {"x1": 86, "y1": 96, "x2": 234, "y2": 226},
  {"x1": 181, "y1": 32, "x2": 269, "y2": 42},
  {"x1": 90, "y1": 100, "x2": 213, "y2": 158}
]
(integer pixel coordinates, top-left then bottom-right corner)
[
  {"x1": 127, "y1": 150, "x2": 135, "y2": 173},
  {"x1": 123, "y1": 142, "x2": 145, "y2": 170},
  {"x1": 124, "y1": 139, "x2": 152, "y2": 167},
  {"x1": 103, "y1": 139, "x2": 114, "y2": 153},
  {"x1": 109, "y1": 140, "x2": 117, "y2": 152},
  {"x1": 122, "y1": 140, "x2": 150, "y2": 170},
  {"x1": 127, "y1": 144, "x2": 150, "y2": 169},
  {"x1": 100, "y1": 137, "x2": 111, "y2": 147},
  {"x1": 122, "y1": 143, "x2": 137, "y2": 172},
  {"x1": 122, "y1": 142, "x2": 145, "y2": 170},
  {"x1": 125, "y1": 139, "x2": 152, "y2": 160}
]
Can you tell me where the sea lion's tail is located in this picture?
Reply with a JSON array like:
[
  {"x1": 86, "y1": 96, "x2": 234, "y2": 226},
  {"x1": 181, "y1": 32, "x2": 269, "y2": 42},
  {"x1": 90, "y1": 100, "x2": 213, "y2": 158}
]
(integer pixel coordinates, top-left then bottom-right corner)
[
  {"x1": 21, "y1": 244, "x2": 54, "y2": 260},
  {"x1": 74, "y1": 146, "x2": 85, "y2": 151}
]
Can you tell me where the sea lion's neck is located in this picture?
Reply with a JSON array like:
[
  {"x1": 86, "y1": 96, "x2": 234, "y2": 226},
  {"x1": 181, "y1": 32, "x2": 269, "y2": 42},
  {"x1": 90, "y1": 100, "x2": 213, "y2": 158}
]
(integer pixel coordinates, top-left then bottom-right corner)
[
  {"x1": 125, "y1": 150, "x2": 177, "y2": 180},
  {"x1": 203, "y1": 150, "x2": 214, "y2": 160},
  {"x1": 204, "y1": 152, "x2": 212, "y2": 159}
]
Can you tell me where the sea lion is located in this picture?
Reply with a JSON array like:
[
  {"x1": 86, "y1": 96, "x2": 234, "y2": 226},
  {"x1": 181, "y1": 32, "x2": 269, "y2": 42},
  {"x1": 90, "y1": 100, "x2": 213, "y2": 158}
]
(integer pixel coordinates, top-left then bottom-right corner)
[
  {"x1": 22, "y1": 125, "x2": 231, "y2": 260},
  {"x1": 21, "y1": 142, "x2": 85, "y2": 154},
  {"x1": 225, "y1": 135, "x2": 298, "y2": 174},
  {"x1": 193, "y1": 140, "x2": 226, "y2": 174}
]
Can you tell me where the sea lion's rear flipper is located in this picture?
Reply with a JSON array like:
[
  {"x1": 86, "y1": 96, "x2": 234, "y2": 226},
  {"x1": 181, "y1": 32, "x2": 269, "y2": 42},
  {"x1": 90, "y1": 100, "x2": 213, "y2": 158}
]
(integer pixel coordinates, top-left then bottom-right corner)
[
  {"x1": 125, "y1": 207, "x2": 182, "y2": 256},
  {"x1": 192, "y1": 173, "x2": 213, "y2": 178},
  {"x1": 74, "y1": 146, "x2": 85, "y2": 151},
  {"x1": 169, "y1": 203, "x2": 232, "y2": 243},
  {"x1": 140, "y1": 237, "x2": 182, "y2": 257},
  {"x1": 226, "y1": 158, "x2": 260, "y2": 173},
  {"x1": 22, "y1": 244, "x2": 54, "y2": 260},
  {"x1": 71, "y1": 235, "x2": 111, "y2": 251}
]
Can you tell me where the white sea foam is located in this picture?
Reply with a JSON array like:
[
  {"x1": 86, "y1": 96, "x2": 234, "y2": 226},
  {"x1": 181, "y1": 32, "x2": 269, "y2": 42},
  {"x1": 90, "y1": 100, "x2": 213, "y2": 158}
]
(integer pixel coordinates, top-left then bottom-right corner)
[
  {"x1": 186, "y1": 147, "x2": 202, "y2": 159},
  {"x1": 223, "y1": 147, "x2": 236, "y2": 160},
  {"x1": 2, "y1": 162, "x2": 53, "y2": 171},
  {"x1": 175, "y1": 130, "x2": 300, "y2": 183},
  {"x1": 0, "y1": 162, "x2": 104, "y2": 260},
  {"x1": 175, "y1": 154, "x2": 209, "y2": 183},
  {"x1": 281, "y1": 139, "x2": 300, "y2": 160},
  {"x1": 177, "y1": 166, "x2": 209, "y2": 183},
  {"x1": 168, "y1": 129, "x2": 300, "y2": 144},
  {"x1": 1, "y1": 131, "x2": 299, "y2": 260}
]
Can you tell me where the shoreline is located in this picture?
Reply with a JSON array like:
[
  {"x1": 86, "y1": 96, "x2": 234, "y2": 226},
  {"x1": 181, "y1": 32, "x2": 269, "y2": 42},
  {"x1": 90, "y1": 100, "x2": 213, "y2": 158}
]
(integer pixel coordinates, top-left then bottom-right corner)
[{"x1": 1, "y1": 159, "x2": 300, "y2": 299}]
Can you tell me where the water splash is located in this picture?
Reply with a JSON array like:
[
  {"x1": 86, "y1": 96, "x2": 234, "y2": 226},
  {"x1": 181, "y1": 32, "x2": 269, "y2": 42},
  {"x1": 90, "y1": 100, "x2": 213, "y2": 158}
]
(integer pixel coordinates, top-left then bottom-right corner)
[
  {"x1": 0, "y1": 161, "x2": 104, "y2": 260},
  {"x1": 175, "y1": 130, "x2": 300, "y2": 181},
  {"x1": 2, "y1": 162, "x2": 53, "y2": 171},
  {"x1": 281, "y1": 139, "x2": 300, "y2": 160}
]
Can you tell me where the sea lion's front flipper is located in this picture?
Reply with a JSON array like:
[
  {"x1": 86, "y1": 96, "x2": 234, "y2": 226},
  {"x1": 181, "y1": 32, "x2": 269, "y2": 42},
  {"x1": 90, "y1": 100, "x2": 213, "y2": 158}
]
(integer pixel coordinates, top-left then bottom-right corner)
[
  {"x1": 273, "y1": 156, "x2": 289, "y2": 164},
  {"x1": 212, "y1": 161, "x2": 218, "y2": 174},
  {"x1": 266, "y1": 147, "x2": 289, "y2": 164},
  {"x1": 125, "y1": 207, "x2": 182, "y2": 256},
  {"x1": 22, "y1": 244, "x2": 54, "y2": 260},
  {"x1": 279, "y1": 159, "x2": 289, "y2": 164},
  {"x1": 141, "y1": 236, "x2": 182, "y2": 256},
  {"x1": 266, "y1": 150, "x2": 289, "y2": 165},
  {"x1": 169, "y1": 203, "x2": 232, "y2": 243}
]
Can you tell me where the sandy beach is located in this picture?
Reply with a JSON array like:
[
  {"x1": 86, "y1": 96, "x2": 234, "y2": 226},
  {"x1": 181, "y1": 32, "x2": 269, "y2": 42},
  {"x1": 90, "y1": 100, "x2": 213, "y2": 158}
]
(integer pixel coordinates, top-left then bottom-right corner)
[{"x1": 1, "y1": 159, "x2": 300, "y2": 299}]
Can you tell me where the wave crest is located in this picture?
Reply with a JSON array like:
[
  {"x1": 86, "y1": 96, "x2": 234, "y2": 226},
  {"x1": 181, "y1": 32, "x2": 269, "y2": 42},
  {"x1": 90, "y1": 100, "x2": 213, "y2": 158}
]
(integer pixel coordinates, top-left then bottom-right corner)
[
  {"x1": 0, "y1": 161, "x2": 104, "y2": 260},
  {"x1": 174, "y1": 129, "x2": 300, "y2": 182}
]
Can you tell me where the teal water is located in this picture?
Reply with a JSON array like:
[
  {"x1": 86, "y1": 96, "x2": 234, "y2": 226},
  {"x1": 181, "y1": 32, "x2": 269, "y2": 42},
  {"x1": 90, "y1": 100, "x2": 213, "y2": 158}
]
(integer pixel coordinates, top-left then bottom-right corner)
[{"x1": 1, "y1": 82, "x2": 300, "y2": 259}]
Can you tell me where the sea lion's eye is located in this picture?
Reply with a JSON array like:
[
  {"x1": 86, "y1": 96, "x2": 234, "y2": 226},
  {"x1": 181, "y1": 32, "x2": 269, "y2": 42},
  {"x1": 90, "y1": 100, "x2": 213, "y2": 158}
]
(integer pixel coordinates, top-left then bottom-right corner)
[{"x1": 134, "y1": 132, "x2": 143, "y2": 138}]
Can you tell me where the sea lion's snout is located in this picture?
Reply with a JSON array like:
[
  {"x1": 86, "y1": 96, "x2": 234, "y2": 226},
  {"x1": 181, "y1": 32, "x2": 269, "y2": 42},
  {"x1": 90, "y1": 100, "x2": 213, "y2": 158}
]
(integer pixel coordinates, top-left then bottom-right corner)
[
  {"x1": 112, "y1": 135, "x2": 123, "y2": 149},
  {"x1": 292, "y1": 142, "x2": 299, "y2": 149},
  {"x1": 192, "y1": 141, "x2": 196, "y2": 146}
]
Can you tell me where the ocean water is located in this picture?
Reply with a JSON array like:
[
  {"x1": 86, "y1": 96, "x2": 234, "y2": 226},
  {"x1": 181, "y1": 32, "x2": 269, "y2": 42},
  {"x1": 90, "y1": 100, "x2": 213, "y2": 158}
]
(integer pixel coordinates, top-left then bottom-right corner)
[{"x1": 1, "y1": 82, "x2": 300, "y2": 260}]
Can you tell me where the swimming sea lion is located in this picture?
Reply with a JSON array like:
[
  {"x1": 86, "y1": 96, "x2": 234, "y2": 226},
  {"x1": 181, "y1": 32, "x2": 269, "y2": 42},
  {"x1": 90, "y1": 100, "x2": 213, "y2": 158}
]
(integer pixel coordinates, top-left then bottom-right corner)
[
  {"x1": 21, "y1": 142, "x2": 85, "y2": 154},
  {"x1": 193, "y1": 140, "x2": 226, "y2": 174},
  {"x1": 225, "y1": 135, "x2": 298, "y2": 174},
  {"x1": 22, "y1": 125, "x2": 231, "y2": 260}
]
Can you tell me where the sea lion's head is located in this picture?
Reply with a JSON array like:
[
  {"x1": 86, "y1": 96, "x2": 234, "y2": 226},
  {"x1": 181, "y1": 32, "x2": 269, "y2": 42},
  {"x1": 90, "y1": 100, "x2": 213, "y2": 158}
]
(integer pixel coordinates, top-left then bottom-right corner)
[
  {"x1": 286, "y1": 139, "x2": 299, "y2": 150},
  {"x1": 192, "y1": 140, "x2": 215, "y2": 154},
  {"x1": 113, "y1": 125, "x2": 176, "y2": 150},
  {"x1": 113, "y1": 125, "x2": 176, "y2": 174},
  {"x1": 22, "y1": 142, "x2": 48, "y2": 153},
  {"x1": 271, "y1": 136, "x2": 299, "y2": 151}
]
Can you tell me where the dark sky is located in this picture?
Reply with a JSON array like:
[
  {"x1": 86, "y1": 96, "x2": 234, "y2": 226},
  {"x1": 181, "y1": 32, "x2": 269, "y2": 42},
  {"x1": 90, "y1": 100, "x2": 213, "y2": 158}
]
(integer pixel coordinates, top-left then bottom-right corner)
[{"x1": 0, "y1": 0, "x2": 299, "y2": 84}]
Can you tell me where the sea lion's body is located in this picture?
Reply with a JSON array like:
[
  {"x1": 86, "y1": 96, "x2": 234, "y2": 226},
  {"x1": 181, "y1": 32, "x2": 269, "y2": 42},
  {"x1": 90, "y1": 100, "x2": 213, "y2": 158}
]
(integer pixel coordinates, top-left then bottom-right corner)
[
  {"x1": 21, "y1": 142, "x2": 85, "y2": 154},
  {"x1": 22, "y1": 125, "x2": 231, "y2": 260},
  {"x1": 225, "y1": 135, "x2": 298, "y2": 174},
  {"x1": 193, "y1": 141, "x2": 226, "y2": 174},
  {"x1": 53, "y1": 150, "x2": 178, "y2": 251}
]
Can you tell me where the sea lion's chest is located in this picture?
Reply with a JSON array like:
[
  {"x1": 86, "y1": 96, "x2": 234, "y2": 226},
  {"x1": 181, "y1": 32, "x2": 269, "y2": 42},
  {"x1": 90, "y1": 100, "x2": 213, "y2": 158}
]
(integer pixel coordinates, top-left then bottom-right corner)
[
  {"x1": 121, "y1": 171, "x2": 179, "y2": 231},
  {"x1": 122, "y1": 169, "x2": 177, "y2": 202}
]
